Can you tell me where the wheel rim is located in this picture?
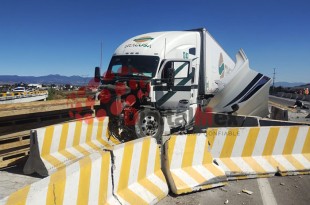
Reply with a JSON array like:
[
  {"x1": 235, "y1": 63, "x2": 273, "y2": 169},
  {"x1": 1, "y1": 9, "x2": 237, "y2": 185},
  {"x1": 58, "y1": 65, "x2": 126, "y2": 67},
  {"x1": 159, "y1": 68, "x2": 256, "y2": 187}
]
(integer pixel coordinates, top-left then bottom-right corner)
[{"x1": 141, "y1": 115, "x2": 159, "y2": 136}]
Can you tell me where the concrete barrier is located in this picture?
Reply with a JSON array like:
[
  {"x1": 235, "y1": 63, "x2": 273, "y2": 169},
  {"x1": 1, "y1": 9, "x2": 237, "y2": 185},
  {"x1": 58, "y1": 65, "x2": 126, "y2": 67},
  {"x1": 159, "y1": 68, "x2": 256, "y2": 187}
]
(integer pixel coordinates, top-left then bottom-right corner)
[
  {"x1": 162, "y1": 134, "x2": 227, "y2": 195},
  {"x1": 270, "y1": 106, "x2": 288, "y2": 121},
  {"x1": 112, "y1": 137, "x2": 168, "y2": 204},
  {"x1": 193, "y1": 111, "x2": 259, "y2": 132},
  {"x1": 207, "y1": 126, "x2": 310, "y2": 179},
  {"x1": 1, "y1": 137, "x2": 169, "y2": 204},
  {"x1": 284, "y1": 93, "x2": 292, "y2": 98},
  {"x1": 0, "y1": 151, "x2": 118, "y2": 205},
  {"x1": 24, "y1": 117, "x2": 120, "y2": 176}
]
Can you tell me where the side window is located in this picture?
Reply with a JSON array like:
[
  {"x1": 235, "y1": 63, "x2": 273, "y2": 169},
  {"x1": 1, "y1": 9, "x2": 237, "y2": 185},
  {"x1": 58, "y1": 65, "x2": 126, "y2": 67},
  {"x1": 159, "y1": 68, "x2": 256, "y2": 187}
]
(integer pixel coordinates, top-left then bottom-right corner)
[
  {"x1": 173, "y1": 62, "x2": 189, "y2": 78},
  {"x1": 161, "y1": 61, "x2": 189, "y2": 79}
]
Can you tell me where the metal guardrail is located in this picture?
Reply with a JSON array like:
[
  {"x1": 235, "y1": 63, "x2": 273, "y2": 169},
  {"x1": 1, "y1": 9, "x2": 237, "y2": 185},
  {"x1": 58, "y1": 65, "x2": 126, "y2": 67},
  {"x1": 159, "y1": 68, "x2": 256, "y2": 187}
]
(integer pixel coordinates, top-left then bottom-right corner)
[
  {"x1": 0, "y1": 131, "x2": 30, "y2": 168},
  {"x1": 0, "y1": 98, "x2": 95, "y2": 168},
  {"x1": 272, "y1": 92, "x2": 310, "y2": 102},
  {"x1": 0, "y1": 91, "x2": 48, "y2": 101}
]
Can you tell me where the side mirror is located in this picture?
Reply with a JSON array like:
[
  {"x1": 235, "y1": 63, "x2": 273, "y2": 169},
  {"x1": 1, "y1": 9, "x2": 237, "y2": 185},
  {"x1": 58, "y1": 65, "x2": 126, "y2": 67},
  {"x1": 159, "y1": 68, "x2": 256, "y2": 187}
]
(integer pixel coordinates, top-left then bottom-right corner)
[
  {"x1": 94, "y1": 67, "x2": 101, "y2": 82},
  {"x1": 167, "y1": 67, "x2": 174, "y2": 88}
]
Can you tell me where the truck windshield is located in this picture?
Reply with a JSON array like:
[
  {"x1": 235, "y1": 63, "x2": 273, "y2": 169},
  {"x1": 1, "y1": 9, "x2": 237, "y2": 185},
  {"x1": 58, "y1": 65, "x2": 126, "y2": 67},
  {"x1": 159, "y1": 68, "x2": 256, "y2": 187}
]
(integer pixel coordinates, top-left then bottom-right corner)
[{"x1": 107, "y1": 55, "x2": 160, "y2": 78}]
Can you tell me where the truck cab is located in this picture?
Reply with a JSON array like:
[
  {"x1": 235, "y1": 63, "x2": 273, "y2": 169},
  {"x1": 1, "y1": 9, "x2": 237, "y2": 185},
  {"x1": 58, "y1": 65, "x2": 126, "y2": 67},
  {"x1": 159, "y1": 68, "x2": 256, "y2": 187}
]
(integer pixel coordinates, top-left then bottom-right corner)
[{"x1": 95, "y1": 28, "x2": 271, "y2": 142}]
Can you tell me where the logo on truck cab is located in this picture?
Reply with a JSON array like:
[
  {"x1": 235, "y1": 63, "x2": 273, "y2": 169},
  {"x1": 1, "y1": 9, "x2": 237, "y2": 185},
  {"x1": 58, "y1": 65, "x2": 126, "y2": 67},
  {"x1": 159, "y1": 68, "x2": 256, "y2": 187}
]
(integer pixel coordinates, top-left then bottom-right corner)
[
  {"x1": 133, "y1": 36, "x2": 154, "y2": 42},
  {"x1": 125, "y1": 36, "x2": 154, "y2": 49}
]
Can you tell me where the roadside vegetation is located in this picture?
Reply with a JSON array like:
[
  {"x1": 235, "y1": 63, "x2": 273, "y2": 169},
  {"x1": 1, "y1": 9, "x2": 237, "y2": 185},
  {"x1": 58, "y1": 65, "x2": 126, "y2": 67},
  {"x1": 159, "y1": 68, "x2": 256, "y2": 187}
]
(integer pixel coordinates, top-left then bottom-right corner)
[{"x1": 47, "y1": 88, "x2": 68, "y2": 100}]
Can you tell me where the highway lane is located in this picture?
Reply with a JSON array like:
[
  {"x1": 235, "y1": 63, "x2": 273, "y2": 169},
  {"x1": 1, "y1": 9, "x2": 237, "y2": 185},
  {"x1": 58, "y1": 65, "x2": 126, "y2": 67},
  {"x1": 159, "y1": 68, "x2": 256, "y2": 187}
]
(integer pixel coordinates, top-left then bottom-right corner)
[
  {"x1": 159, "y1": 175, "x2": 310, "y2": 205},
  {"x1": 269, "y1": 95, "x2": 310, "y2": 108},
  {"x1": 269, "y1": 95, "x2": 310, "y2": 123}
]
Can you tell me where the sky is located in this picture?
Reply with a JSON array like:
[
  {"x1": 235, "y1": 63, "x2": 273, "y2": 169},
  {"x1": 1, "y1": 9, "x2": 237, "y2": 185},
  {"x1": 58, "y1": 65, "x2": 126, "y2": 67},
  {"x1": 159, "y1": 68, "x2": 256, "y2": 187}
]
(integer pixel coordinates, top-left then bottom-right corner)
[{"x1": 0, "y1": 0, "x2": 309, "y2": 83}]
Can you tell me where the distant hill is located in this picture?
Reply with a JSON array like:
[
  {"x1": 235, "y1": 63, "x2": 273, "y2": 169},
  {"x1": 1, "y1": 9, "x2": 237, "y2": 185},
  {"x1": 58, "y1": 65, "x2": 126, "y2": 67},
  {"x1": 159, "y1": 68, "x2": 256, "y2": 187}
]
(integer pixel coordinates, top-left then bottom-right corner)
[
  {"x1": 0, "y1": 75, "x2": 93, "y2": 85},
  {"x1": 274, "y1": 81, "x2": 307, "y2": 87},
  {"x1": 293, "y1": 83, "x2": 310, "y2": 89},
  {"x1": 1, "y1": 75, "x2": 308, "y2": 88}
]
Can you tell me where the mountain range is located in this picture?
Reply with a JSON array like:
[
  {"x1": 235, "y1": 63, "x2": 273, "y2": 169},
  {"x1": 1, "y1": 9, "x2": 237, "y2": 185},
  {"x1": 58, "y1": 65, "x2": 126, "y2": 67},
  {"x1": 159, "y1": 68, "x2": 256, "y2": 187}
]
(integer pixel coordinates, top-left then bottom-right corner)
[
  {"x1": 274, "y1": 81, "x2": 309, "y2": 88},
  {"x1": 0, "y1": 75, "x2": 308, "y2": 87},
  {"x1": 0, "y1": 75, "x2": 93, "y2": 85}
]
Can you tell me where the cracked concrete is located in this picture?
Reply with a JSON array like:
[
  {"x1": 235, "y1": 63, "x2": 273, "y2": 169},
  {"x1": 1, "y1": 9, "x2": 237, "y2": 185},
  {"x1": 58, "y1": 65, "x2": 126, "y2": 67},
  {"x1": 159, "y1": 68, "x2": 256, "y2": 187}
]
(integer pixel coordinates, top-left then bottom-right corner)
[{"x1": 107, "y1": 149, "x2": 122, "y2": 205}]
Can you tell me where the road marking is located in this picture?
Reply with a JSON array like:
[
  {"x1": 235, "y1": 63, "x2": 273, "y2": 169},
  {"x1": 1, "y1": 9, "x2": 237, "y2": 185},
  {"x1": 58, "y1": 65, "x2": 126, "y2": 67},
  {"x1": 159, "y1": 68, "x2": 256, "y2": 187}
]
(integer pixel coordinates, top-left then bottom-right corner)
[{"x1": 257, "y1": 178, "x2": 277, "y2": 205}]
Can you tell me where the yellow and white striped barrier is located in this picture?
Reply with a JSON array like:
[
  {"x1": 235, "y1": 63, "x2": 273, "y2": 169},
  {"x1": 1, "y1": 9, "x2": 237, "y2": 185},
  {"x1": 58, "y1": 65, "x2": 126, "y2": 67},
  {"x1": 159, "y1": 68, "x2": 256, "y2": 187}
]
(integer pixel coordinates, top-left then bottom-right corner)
[
  {"x1": 162, "y1": 134, "x2": 227, "y2": 195},
  {"x1": 0, "y1": 151, "x2": 119, "y2": 205},
  {"x1": 112, "y1": 137, "x2": 169, "y2": 204},
  {"x1": 1, "y1": 137, "x2": 168, "y2": 205},
  {"x1": 24, "y1": 117, "x2": 120, "y2": 176},
  {"x1": 207, "y1": 126, "x2": 310, "y2": 179}
]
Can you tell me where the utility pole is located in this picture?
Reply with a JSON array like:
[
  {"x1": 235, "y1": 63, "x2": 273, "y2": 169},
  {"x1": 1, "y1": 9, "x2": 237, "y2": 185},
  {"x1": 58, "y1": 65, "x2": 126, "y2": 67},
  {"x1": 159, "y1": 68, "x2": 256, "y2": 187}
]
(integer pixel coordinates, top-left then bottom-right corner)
[{"x1": 272, "y1": 68, "x2": 276, "y2": 93}]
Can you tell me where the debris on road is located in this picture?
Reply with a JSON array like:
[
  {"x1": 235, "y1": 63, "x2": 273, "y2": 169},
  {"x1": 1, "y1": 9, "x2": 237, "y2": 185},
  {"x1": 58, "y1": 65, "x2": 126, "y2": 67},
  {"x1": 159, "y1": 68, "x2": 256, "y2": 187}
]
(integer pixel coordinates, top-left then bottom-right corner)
[
  {"x1": 242, "y1": 189, "x2": 253, "y2": 195},
  {"x1": 280, "y1": 182, "x2": 285, "y2": 186},
  {"x1": 224, "y1": 199, "x2": 229, "y2": 204},
  {"x1": 220, "y1": 187, "x2": 228, "y2": 192}
]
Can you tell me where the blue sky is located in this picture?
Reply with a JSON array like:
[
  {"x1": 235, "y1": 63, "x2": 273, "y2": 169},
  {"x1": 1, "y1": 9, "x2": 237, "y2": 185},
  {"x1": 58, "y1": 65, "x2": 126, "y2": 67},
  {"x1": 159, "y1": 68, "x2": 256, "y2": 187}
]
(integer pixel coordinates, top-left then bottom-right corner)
[{"x1": 0, "y1": 0, "x2": 309, "y2": 83}]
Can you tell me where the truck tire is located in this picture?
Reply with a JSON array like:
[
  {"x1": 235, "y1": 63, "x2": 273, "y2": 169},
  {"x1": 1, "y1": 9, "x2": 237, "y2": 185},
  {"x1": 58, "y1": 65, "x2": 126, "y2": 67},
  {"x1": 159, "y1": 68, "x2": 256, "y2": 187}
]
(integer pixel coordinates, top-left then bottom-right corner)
[{"x1": 134, "y1": 109, "x2": 164, "y2": 143}]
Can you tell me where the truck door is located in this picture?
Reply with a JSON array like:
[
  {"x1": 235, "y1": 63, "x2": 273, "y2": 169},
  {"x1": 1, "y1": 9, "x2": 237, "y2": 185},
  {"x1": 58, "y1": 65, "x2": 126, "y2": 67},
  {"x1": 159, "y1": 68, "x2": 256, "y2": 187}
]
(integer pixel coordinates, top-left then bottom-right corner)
[{"x1": 154, "y1": 60, "x2": 193, "y2": 111}]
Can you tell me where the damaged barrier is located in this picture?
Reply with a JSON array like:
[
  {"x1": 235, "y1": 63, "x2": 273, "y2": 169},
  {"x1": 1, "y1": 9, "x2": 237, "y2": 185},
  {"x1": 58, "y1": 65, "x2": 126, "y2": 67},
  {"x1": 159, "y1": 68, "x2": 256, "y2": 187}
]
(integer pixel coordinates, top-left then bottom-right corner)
[
  {"x1": 3, "y1": 124, "x2": 310, "y2": 202},
  {"x1": 1, "y1": 137, "x2": 168, "y2": 205},
  {"x1": 207, "y1": 126, "x2": 310, "y2": 179},
  {"x1": 162, "y1": 133, "x2": 227, "y2": 195},
  {"x1": 162, "y1": 126, "x2": 310, "y2": 195},
  {"x1": 0, "y1": 151, "x2": 117, "y2": 205},
  {"x1": 112, "y1": 137, "x2": 168, "y2": 204},
  {"x1": 24, "y1": 117, "x2": 120, "y2": 176}
]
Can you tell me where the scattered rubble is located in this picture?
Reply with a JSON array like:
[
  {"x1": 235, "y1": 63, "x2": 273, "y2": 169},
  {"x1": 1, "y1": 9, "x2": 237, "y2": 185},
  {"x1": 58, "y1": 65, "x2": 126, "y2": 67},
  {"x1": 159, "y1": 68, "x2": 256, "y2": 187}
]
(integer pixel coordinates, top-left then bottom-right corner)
[
  {"x1": 220, "y1": 187, "x2": 228, "y2": 192},
  {"x1": 242, "y1": 189, "x2": 253, "y2": 195}
]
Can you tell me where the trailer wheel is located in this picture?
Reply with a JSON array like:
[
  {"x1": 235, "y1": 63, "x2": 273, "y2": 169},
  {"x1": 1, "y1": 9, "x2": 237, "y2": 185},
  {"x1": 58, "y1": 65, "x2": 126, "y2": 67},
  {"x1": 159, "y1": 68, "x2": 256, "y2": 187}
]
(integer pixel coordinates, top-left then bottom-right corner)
[{"x1": 135, "y1": 109, "x2": 164, "y2": 143}]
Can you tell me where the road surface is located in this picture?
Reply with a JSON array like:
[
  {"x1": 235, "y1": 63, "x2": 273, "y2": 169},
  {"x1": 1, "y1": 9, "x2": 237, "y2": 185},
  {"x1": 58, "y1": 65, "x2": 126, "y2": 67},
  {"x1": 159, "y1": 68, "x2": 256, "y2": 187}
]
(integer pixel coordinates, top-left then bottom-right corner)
[
  {"x1": 159, "y1": 175, "x2": 310, "y2": 205},
  {"x1": 269, "y1": 95, "x2": 310, "y2": 109}
]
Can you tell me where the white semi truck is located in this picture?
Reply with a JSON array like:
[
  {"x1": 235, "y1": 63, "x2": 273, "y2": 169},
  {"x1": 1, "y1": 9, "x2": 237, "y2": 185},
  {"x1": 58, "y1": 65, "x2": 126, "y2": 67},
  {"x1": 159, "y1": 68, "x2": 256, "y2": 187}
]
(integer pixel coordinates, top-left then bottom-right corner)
[{"x1": 95, "y1": 28, "x2": 271, "y2": 141}]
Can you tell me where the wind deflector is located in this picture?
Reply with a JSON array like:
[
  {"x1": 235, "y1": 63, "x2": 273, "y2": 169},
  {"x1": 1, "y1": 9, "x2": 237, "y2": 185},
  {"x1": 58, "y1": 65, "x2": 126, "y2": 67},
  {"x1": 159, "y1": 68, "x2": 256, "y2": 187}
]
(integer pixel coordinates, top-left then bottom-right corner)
[{"x1": 186, "y1": 28, "x2": 207, "y2": 98}]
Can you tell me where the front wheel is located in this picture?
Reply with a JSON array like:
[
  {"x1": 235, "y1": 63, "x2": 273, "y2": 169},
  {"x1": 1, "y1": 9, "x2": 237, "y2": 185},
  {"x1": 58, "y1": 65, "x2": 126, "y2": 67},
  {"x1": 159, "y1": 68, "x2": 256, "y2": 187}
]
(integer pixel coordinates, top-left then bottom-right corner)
[{"x1": 134, "y1": 109, "x2": 164, "y2": 143}]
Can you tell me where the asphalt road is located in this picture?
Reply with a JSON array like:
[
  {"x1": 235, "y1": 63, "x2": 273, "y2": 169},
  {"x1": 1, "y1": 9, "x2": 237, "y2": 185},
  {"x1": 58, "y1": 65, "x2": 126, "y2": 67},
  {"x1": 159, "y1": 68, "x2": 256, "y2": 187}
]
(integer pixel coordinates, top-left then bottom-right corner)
[
  {"x1": 269, "y1": 95, "x2": 310, "y2": 123},
  {"x1": 269, "y1": 95, "x2": 310, "y2": 108},
  {"x1": 158, "y1": 175, "x2": 310, "y2": 205}
]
